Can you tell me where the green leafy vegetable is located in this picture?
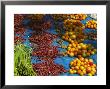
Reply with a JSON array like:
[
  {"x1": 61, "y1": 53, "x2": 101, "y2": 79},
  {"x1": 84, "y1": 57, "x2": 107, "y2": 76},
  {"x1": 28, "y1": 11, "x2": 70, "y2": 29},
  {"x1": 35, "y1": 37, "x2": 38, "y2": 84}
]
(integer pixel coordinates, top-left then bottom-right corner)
[{"x1": 14, "y1": 44, "x2": 36, "y2": 76}]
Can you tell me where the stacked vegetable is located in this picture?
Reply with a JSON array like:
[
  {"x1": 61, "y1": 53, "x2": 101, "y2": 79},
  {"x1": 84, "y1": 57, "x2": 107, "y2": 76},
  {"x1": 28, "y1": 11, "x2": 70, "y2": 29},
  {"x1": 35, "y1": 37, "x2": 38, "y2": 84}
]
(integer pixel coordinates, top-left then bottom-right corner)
[{"x1": 14, "y1": 44, "x2": 36, "y2": 76}]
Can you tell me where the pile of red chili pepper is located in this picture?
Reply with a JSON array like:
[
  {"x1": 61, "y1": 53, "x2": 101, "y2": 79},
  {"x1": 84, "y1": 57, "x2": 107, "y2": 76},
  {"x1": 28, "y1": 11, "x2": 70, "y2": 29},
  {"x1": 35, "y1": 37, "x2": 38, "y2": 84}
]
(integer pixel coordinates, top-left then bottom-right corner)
[
  {"x1": 14, "y1": 14, "x2": 26, "y2": 44},
  {"x1": 26, "y1": 14, "x2": 67, "y2": 76},
  {"x1": 29, "y1": 32, "x2": 57, "y2": 47},
  {"x1": 32, "y1": 61, "x2": 67, "y2": 76}
]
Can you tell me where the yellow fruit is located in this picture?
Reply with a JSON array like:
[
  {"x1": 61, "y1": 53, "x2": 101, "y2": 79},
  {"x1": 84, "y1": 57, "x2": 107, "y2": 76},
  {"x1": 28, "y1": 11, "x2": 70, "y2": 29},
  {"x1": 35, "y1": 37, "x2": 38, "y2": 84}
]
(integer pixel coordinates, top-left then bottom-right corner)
[
  {"x1": 91, "y1": 51, "x2": 95, "y2": 55},
  {"x1": 75, "y1": 66, "x2": 79, "y2": 70},
  {"x1": 73, "y1": 70, "x2": 77, "y2": 73},
  {"x1": 75, "y1": 48, "x2": 78, "y2": 51},
  {"x1": 69, "y1": 49, "x2": 73, "y2": 52},
  {"x1": 88, "y1": 25, "x2": 90, "y2": 28},
  {"x1": 72, "y1": 43, "x2": 76, "y2": 48},
  {"x1": 91, "y1": 68, "x2": 96, "y2": 73},
  {"x1": 82, "y1": 45, "x2": 87, "y2": 50},
  {"x1": 80, "y1": 66, "x2": 85, "y2": 70},
  {"x1": 77, "y1": 63, "x2": 81, "y2": 67},
  {"x1": 91, "y1": 25, "x2": 94, "y2": 28},
  {"x1": 69, "y1": 69, "x2": 74, "y2": 74},
  {"x1": 86, "y1": 67, "x2": 91, "y2": 73},
  {"x1": 71, "y1": 48, "x2": 75, "y2": 51},
  {"x1": 65, "y1": 31, "x2": 69, "y2": 35},
  {"x1": 91, "y1": 67, "x2": 95, "y2": 71},
  {"x1": 68, "y1": 31, "x2": 73, "y2": 35},
  {"x1": 89, "y1": 59, "x2": 93, "y2": 62},
  {"x1": 73, "y1": 59, "x2": 77, "y2": 63},
  {"x1": 71, "y1": 35, "x2": 76, "y2": 39},
  {"x1": 84, "y1": 58, "x2": 89, "y2": 62},
  {"x1": 69, "y1": 52, "x2": 74, "y2": 57},
  {"x1": 68, "y1": 38, "x2": 72, "y2": 42},
  {"x1": 66, "y1": 51, "x2": 69, "y2": 55},
  {"x1": 67, "y1": 47, "x2": 71, "y2": 51},
  {"x1": 94, "y1": 24, "x2": 96, "y2": 29},
  {"x1": 70, "y1": 61, "x2": 74, "y2": 66},
  {"x1": 68, "y1": 44, "x2": 72, "y2": 47},
  {"x1": 79, "y1": 57, "x2": 84, "y2": 62},
  {"x1": 71, "y1": 40, "x2": 74, "y2": 44},
  {"x1": 62, "y1": 36, "x2": 65, "y2": 39},
  {"x1": 82, "y1": 69, "x2": 86, "y2": 75},
  {"x1": 80, "y1": 72, "x2": 84, "y2": 76},
  {"x1": 91, "y1": 71, "x2": 95, "y2": 75},
  {"x1": 93, "y1": 64, "x2": 96, "y2": 68},
  {"x1": 75, "y1": 58, "x2": 79, "y2": 61},
  {"x1": 77, "y1": 60, "x2": 81, "y2": 64},
  {"x1": 87, "y1": 64, "x2": 90, "y2": 67},
  {"x1": 79, "y1": 43, "x2": 83, "y2": 46},
  {"x1": 84, "y1": 65, "x2": 88, "y2": 68},
  {"x1": 73, "y1": 62, "x2": 77, "y2": 66},
  {"x1": 77, "y1": 45, "x2": 82, "y2": 49},
  {"x1": 77, "y1": 69, "x2": 82, "y2": 74},
  {"x1": 88, "y1": 73, "x2": 93, "y2": 76},
  {"x1": 80, "y1": 62, "x2": 84, "y2": 66},
  {"x1": 71, "y1": 67, "x2": 75, "y2": 70}
]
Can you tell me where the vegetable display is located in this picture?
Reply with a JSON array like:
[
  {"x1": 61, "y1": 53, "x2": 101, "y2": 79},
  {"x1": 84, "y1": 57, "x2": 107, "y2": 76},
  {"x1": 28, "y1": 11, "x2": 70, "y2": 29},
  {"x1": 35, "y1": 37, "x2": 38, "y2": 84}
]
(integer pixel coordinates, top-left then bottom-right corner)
[{"x1": 14, "y1": 14, "x2": 97, "y2": 76}]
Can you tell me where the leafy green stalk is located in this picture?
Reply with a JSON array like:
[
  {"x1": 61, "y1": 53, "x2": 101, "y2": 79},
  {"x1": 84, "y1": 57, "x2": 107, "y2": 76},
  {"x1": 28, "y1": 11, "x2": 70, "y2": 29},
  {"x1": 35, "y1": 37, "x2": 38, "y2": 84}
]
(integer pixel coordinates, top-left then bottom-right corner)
[{"x1": 14, "y1": 44, "x2": 36, "y2": 76}]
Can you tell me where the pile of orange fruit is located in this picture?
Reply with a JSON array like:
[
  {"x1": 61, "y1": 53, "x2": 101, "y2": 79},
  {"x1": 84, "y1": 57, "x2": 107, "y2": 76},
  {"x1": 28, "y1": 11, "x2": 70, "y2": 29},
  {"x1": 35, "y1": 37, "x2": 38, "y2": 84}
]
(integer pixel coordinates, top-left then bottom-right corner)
[
  {"x1": 66, "y1": 42, "x2": 97, "y2": 58},
  {"x1": 52, "y1": 14, "x2": 69, "y2": 21},
  {"x1": 64, "y1": 19, "x2": 85, "y2": 31},
  {"x1": 85, "y1": 20, "x2": 97, "y2": 29},
  {"x1": 27, "y1": 14, "x2": 44, "y2": 20},
  {"x1": 69, "y1": 14, "x2": 87, "y2": 20},
  {"x1": 69, "y1": 57, "x2": 97, "y2": 76},
  {"x1": 62, "y1": 31, "x2": 87, "y2": 43}
]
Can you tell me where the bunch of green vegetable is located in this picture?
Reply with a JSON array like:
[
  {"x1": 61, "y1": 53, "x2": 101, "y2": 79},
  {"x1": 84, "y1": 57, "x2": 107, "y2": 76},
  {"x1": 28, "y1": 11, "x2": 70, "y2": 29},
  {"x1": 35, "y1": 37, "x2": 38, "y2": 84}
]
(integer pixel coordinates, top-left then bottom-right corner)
[{"x1": 14, "y1": 44, "x2": 36, "y2": 76}]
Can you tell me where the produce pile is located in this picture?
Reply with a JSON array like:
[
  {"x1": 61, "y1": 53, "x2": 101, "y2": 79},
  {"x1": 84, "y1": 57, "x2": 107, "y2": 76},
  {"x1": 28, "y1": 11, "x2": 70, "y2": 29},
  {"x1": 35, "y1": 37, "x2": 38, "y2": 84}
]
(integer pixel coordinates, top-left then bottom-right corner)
[
  {"x1": 14, "y1": 14, "x2": 97, "y2": 76},
  {"x1": 69, "y1": 58, "x2": 96, "y2": 76},
  {"x1": 14, "y1": 44, "x2": 36, "y2": 76}
]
